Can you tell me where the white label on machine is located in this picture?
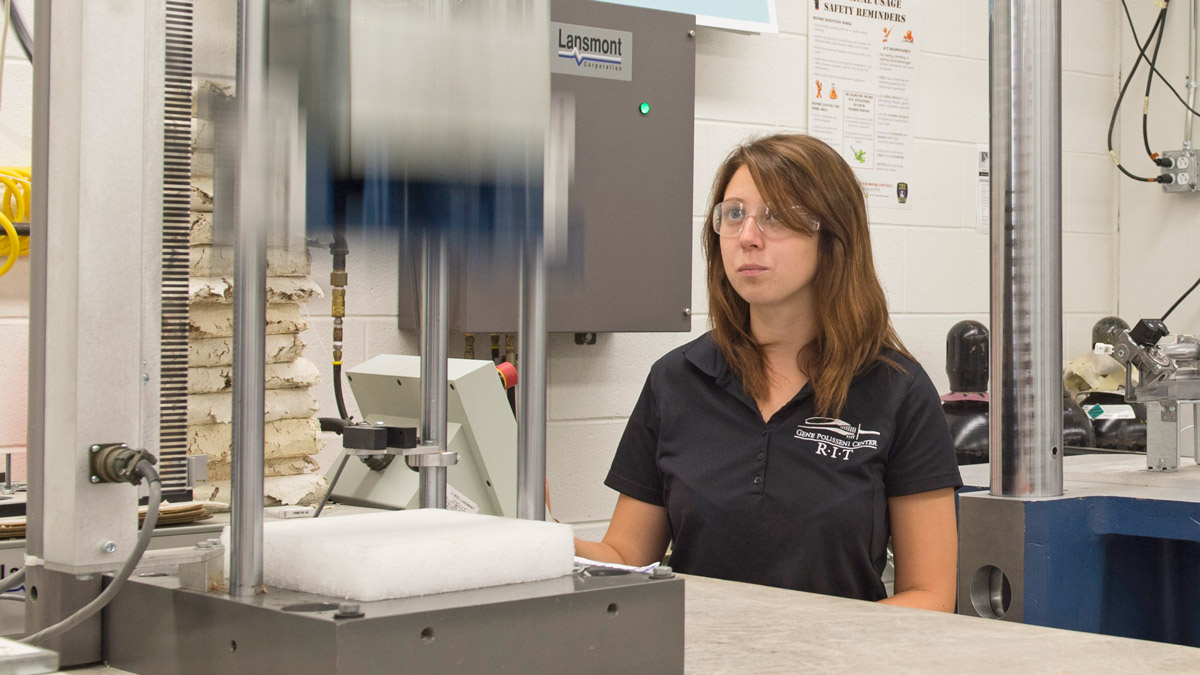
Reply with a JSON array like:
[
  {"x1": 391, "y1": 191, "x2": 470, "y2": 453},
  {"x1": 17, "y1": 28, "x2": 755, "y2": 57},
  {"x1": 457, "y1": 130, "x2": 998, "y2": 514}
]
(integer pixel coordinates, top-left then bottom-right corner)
[
  {"x1": 446, "y1": 485, "x2": 480, "y2": 514},
  {"x1": 1083, "y1": 404, "x2": 1136, "y2": 420}
]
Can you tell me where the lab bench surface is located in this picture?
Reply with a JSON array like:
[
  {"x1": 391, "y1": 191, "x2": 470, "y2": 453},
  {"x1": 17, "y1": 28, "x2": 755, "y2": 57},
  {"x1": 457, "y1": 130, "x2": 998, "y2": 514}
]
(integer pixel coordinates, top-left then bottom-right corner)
[
  {"x1": 64, "y1": 571, "x2": 1199, "y2": 674},
  {"x1": 681, "y1": 574, "x2": 1199, "y2": 673}
]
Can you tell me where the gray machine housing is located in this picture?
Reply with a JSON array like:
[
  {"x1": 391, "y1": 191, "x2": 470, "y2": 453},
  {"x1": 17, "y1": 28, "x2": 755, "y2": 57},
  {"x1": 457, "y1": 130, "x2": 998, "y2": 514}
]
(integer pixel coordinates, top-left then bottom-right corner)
[
  {"x1": 395, "y1": 0, "x2": 696, "y2": 333},
  {"x1": 104, "y1": 569, "x2": 685, "y2": 674},
  {"x1": 330, "y1": 356, "x2": 519, "y2": 517}
]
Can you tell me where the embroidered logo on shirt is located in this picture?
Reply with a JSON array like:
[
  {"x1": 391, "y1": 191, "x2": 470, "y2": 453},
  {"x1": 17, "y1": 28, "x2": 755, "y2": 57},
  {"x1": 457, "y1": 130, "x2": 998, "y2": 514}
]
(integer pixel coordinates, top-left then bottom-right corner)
[{"x1": 794, "y1": 417, "x2": 881, "y2": 461}]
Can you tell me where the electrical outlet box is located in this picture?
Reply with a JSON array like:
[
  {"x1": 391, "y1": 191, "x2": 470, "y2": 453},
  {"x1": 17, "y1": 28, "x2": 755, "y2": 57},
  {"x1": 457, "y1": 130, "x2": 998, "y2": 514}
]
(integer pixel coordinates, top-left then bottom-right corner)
[{"x1": 1160, "y1": 149, "x2": 1198, "y2": 193}]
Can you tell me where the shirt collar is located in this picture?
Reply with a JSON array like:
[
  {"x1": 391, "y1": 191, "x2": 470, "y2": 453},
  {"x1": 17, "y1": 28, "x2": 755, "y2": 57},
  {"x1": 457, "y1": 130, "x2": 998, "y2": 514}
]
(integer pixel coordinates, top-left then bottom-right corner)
[{"x1": 685, "y1": 332, "x2": 893, "y2": 388}]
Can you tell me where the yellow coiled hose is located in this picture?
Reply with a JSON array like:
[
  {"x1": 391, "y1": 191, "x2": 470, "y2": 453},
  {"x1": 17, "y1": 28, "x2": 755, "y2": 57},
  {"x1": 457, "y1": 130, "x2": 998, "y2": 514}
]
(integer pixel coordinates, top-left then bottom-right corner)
[{"x1": 0, "y1": 167, "x2": 31, "y2": 277}]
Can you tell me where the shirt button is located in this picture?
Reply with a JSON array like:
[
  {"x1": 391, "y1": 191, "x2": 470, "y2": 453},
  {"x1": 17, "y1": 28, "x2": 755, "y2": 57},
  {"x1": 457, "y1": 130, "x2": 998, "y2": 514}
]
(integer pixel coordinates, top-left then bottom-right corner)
[
  {"x1": 756, "y1": 452, "x2": 764, "y2": 461},
  {"x1": 762, "y1": 428, "x2": 768, "y2": 436},
  {"x1": 753, "y1": 476, "x2": 762, "y2": 485}
]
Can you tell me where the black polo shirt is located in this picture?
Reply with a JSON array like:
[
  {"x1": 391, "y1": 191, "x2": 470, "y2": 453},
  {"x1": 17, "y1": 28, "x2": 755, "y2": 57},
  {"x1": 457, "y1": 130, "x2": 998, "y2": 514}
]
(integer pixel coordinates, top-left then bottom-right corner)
[{"x1": 604, "y1": 333, "x2": 962, "y2": 601}]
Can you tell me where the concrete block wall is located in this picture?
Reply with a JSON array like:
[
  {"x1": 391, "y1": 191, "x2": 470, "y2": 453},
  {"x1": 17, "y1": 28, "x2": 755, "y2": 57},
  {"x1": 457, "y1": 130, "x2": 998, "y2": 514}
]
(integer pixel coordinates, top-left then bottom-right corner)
[
  {"x1": 1116, "y1": 0, "x2": 1200, "y2": 447},
  {"x1": 0, "y1": 0, "x2": 34, "y2": 482},
  {"x1": 557, "y1": 0, "x2": 1125, "y2": 538},
  {"x1": 0, "y1": 1, "x2": 1131, "y2": 536}
]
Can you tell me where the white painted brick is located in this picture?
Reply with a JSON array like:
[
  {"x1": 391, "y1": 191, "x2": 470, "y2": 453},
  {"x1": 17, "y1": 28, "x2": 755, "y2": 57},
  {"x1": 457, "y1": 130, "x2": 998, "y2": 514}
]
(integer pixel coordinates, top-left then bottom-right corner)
[
  {"x1": 694, "y1": 30, "x2": 807, "y2": 127},
  {"x1": 0, "y1": 321, "x2": 27, "y2": 447},
  {"x1": 1064, "y1": 234, "x2": 1116, "y2": 314},
  {"x1": 902, "y1": 228, "x2": 990, "y2": 313},
  {"x1": 890, "y1": 313, "x2": 990, "y2": 397},
  {"x1": 194, "y1": 0, "x2": 237, "y2": 79},
  {"x1": 914, "y1": 55, "x2": 988, "y2": 144},
  {"x1": 1064, "y1": 312, "x2": 1112, "y2": 361},
  {"x1": 918, "y1": 2, "x2": 965, "y2": 57},
  {"x1": 963, "y1": 1, "x2": 990, "y2": 61},
  {"x1": 869, "y1": 226, "x2": 907, "y2": 314},
  {"x1": 870, "y1": 140, "x2": 970, "y2": 228},
  {"x1": 1063, "y1": 73, "x2": 1116, "y2": 155},
  {"x1": 776, "y1": 1, "x2": 808, "y2": 37},
  {"x1": 0, "y1": 257, "x2": 30, "y2": 319},
  {"x1": 0, "y1": 58, "x2": 32, "y2": 165},
  {"x1": 548, "y1": 326, "x2": 708, "y2": 421},
  {"x1": 691, "y1": 216, "x2": 709, "y2": 317},
  {"x1": 693, "y1": 121, "x2": 781, "y2": 218},
  {"x1": 1065, "y1": 152, "x2": 1118, "y2": 235},
  {"x1": 1064, "y1": 0, "x2": 1118, "y2": 77},
  {"x1": 0, "y1": 447, "x2": 26, "y2": 483},
  {"x1": 547, "y1": 420, "x2": 624, "y2": 523},
  {"x1": 362, "y1": 318, "x2": 420, "y2": 361}
]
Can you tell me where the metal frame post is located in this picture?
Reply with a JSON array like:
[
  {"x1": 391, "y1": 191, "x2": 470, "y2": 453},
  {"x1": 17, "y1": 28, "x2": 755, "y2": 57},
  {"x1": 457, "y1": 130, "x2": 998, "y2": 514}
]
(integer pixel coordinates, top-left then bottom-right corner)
[
  {"x1": 229, "y1": 0, "x2": 268, "y2": 597},
  {"x1": 989, "y1": 0, "x2": 1064, "y2": 498}
]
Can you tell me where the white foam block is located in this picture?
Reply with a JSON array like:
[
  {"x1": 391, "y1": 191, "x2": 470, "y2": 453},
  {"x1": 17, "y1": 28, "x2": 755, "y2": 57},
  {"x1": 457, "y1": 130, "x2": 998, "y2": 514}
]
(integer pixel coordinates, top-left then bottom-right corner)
[{"x1": 248, "y1": 510, "x2": 575, "y2": 601}]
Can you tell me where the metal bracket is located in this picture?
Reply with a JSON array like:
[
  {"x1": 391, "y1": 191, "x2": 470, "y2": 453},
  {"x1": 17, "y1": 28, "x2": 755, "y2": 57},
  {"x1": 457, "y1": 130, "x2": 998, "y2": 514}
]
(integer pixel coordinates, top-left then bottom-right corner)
[{"x1": 139, "y1": 542, "x2": 226, "y2": 593}]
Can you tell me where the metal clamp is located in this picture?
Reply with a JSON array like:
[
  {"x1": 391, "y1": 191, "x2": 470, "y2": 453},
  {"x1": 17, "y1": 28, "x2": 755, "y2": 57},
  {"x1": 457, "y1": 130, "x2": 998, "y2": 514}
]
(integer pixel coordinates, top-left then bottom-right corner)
[{"x1": 405, "y1": 449, "x2": 459, "y2": 469}]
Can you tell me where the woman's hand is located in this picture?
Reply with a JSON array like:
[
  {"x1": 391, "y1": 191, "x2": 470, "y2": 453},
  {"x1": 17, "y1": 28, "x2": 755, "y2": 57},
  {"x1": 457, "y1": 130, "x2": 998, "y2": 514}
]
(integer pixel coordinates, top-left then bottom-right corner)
[{"x1": 574, "y1": 494, "x2": 671, "y2": 566}]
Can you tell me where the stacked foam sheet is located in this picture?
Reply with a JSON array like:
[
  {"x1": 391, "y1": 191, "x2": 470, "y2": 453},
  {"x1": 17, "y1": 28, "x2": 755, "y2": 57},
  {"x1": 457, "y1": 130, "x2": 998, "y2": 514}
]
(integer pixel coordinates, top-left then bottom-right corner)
[
  {"x1": 251, "y1": 510, "x2": 576, "y2": 601},
  {"x1": 188, "y1": 79, "x2": 328, "y2": 506}
]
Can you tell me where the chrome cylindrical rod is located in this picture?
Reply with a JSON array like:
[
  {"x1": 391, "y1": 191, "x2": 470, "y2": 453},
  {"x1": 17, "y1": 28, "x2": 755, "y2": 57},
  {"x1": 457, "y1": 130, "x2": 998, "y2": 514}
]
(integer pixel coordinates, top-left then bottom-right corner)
[
  {"x1": 230, "y1": 0, "x2": 268, "y2": 596},
  {"x1": 989, "y1": 0, "x2": 1064, "y2": 497},
  {"x1": 517, "y1": 198, "x2": 548, "y2": 521},
  {"x1": 419, "y1": 227, "x2": 449, "y2": 509}
]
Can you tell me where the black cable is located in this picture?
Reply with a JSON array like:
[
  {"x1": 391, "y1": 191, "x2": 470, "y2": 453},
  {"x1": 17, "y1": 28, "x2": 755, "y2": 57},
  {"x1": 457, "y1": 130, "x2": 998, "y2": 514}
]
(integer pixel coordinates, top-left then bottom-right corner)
[
  {"x1": 1108, "y1": 7, "x2": 1167, "y2": 183},
  {"x1": 1121, "y1": 0, "x2": 1200, "y2": 118},
  {"x1": 1162, "y1": 275, "x2": 1200, "y2": 321},
  {"x1": 1141, "y1": 4, "x2": 1170, "y2": 161},
  {"x1": 8, "y1": 3, "x2": 31, "y2": 63},
  {"x1": 333, "y1": 362, "x2": 349, "y2": 420}
]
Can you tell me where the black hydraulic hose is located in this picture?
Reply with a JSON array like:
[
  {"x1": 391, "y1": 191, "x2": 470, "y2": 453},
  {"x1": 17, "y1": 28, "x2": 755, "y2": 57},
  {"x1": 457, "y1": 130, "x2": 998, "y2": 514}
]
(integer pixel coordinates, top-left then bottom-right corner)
[
  {"x1": 1141, "y1": 3, "x2": 1170, "y2": 161},
  {"x1": 1162, "y1": 275, "x2": 1200, "y2": 321},
  {"x1": 1121, "y1": 0, "x2": 1200, "y2": 118},
  {"x1": 333, "y1": 362, "x2": 349, "y2": 420},
  {"x1": 1107, "y1": 7, "x2": 1167, "y2": 183}
]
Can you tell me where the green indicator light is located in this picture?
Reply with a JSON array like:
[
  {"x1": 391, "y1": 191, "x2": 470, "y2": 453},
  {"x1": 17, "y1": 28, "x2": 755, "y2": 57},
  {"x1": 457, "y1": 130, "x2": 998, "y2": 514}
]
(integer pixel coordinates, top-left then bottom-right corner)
[{"x1": 639, "y1": 102, "x2": 651, "y2": 115}]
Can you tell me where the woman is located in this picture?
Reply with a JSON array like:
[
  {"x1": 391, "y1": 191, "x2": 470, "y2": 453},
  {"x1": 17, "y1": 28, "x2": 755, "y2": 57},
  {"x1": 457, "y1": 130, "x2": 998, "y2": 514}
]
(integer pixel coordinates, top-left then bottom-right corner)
[{"x1": 575, "y1": 134, "x2": 961, "y2": 611}]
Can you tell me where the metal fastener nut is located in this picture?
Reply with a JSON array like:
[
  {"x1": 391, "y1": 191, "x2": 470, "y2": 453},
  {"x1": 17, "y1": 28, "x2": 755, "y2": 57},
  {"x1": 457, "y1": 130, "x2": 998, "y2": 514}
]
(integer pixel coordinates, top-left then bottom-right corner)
[
  {"x1": 90, "y1": 476, "x2": 100, "y2": 483},
  {"x1": 90, "y1": 445, "x2": 100, "y2": 453},
  {"x1": 339, "y1": 603, "x2": 360, "y2": 614},
  {"x1": 683, "y1": 308, "x2": 691, "y2": 317},
  {"x1": 687, "y1": 29, "x2": 696, "y2": 37},
  {"x1": 102, "y1": 541, "x2": 117, "y2": 554},
  {"x1": 650, "y1": 566, "x2": 675, "y2": 579}
]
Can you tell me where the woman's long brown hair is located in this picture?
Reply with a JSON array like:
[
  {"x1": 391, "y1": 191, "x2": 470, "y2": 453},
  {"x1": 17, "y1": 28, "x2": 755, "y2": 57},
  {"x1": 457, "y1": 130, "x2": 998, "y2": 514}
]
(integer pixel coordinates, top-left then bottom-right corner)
[{"x1": 703, "y1": 134, "x2": 910, "y2": 417}]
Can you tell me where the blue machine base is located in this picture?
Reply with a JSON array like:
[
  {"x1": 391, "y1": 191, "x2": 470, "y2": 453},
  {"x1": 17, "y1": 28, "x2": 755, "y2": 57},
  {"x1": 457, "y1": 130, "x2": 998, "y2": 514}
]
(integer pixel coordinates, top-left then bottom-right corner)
[{"x1": 1017, "y1": 495, "x2": 1200, "y2": 646}]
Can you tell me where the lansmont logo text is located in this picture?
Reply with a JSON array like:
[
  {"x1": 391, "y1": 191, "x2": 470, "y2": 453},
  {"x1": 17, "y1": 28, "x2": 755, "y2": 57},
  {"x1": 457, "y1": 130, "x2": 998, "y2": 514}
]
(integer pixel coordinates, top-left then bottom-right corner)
[{"x1": 557, "y1": 27, "x2": 624, "y2": 71}]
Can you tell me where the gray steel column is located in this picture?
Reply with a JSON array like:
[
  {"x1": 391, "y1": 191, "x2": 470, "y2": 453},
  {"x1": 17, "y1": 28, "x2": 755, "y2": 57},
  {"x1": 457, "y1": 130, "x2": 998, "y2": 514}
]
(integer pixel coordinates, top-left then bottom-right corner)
[
  {"x1": 989, "y1": 0, "x2": 1064, "y2": 497},
  {"x1": 517, "y1": 187, "x2": 548, "y2": 522},
  {"x1": 230, "y1": 0, "x2": 267, "y2": 596},
  {"x1": 419, "y1": 228, "x2": 449, "y2": 509}
]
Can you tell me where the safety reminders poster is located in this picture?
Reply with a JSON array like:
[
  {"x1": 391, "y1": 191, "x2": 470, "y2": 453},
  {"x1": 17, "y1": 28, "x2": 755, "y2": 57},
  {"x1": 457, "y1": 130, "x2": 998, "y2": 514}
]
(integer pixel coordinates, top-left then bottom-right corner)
[{"x1": 808, "y1": 1, "x2": 918, "y2": 209}]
